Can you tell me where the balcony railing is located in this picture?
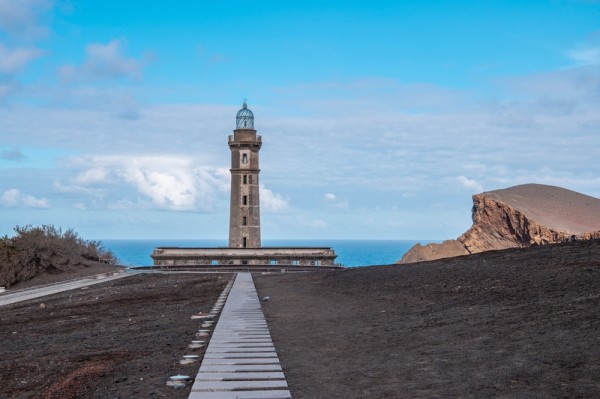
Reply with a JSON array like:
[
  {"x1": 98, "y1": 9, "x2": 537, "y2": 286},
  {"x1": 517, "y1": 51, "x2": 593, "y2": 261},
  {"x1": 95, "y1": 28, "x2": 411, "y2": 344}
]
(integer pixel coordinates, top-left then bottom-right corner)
[{"x1": 228, "y1": 135, "x2": 262, "y2": 143}]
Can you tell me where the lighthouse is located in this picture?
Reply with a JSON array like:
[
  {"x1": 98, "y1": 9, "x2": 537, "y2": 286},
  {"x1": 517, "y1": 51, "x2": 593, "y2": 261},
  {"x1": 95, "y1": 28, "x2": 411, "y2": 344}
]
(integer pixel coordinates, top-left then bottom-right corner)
[
  {"x1": 151, "y1": 101, "x2": 338, "y2": 268},
  {"x1": 228, "y1": 101, "x2": 261, "y2": 248}
]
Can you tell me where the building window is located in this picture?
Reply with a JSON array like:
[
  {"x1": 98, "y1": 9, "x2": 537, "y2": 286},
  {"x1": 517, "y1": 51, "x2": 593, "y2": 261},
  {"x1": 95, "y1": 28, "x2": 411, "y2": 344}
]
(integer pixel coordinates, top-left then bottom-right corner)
[
  {"x1": 292, "y1": 260, "x2": 298, "y2": 266},
  {"x1": 241, "y1": 260, "x2": 248, "y2": 265},
  {"x1": 243, "y1": 237, "x2": 247, "y2": 248},
  {"x1": 243, "y1": 195, "x2": 247, "y2": 205},
  {"x1": 242, "y1": 153, "x2": 248, "y2": 164},
  {"x1": 270, "y1": 260, "x2": 277, "y2": 265},
  {"x1": 211, "y1": 260, "x2": 218, "y2": 265},
  {"x1": 243, "y1": 216, "x2": 247, "y2": 226},
  {"x1": 243, "y1": 175, "x2": 247, "y2": 184},
  {"x1": 314, "y1": 260, "x2": 320, "y2": 266}
]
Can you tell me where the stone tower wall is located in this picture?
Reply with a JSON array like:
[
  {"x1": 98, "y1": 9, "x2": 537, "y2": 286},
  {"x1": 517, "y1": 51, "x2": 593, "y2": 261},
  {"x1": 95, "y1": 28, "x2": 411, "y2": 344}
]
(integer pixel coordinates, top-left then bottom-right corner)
[{"x1": 229, "y1": 128, "x2": 261, "y2": 248}]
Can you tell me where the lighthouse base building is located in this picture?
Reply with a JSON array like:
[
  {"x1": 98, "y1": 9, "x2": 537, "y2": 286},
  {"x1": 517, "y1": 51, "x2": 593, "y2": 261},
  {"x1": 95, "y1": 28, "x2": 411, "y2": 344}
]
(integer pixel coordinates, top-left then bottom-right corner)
[
  {"x1": 151, "y1": 247, "x2": 337, "y2": 268},
  {"x1": 150, "y1": 102, "x2": 339, "y2": 270}
]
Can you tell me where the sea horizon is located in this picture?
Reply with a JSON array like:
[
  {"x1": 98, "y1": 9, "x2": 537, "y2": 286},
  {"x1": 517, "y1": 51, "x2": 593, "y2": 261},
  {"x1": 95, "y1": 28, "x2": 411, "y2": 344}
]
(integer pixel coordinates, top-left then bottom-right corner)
[{"x1": 101, "y1": 239, "x2": 437, "y2": 268}]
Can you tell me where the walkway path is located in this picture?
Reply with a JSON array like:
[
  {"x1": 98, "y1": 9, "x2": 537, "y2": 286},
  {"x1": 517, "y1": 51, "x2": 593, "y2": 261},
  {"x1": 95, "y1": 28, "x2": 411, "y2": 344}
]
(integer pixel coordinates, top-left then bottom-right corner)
[
  {"x1": 0, "y1": 272, "x2": 131, "y2": 307},
  {"x1": 189, "y1": 273, "x2": 291, "y2": 399}
]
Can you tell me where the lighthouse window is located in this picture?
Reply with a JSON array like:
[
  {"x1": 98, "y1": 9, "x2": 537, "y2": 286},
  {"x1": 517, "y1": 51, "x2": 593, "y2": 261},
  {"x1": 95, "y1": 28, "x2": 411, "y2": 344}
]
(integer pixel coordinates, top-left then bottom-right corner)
[
  {"x1": 242, "y1": 153, "x2": 248, "y2": 164},
  {"x1": 243, "y1": 175, "x2": 247, "y2": 184},
  {"x1": 243, "y1": 195, "x2": 247, "y2": 205},
  {"x1": 243, "y1": 237, "x2": 247, "y2": 248},
  {"x1": 243, "y1": 216, "x2": 247, "y2": 226}
]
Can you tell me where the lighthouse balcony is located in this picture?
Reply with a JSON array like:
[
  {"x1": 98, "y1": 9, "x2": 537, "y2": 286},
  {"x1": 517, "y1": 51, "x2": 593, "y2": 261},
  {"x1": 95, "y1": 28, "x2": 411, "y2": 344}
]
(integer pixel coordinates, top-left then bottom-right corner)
[{"x1": 229, "y1": 134, "x2": 262, "y2": 144}]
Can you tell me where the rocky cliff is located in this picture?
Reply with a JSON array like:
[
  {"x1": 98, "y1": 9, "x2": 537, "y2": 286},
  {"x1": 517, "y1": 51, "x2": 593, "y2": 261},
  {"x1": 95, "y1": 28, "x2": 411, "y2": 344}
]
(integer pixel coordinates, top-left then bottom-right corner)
[{"x1": 398, "y1": 184, "x2": 600, "y2": 264}]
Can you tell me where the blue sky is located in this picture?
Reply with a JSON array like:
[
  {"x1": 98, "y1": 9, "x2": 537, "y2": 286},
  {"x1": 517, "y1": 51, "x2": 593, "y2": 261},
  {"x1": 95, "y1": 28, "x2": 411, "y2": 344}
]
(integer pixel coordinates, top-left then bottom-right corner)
[{"x1": 1, "y1": 0, "x2": 599, "y2": 240}]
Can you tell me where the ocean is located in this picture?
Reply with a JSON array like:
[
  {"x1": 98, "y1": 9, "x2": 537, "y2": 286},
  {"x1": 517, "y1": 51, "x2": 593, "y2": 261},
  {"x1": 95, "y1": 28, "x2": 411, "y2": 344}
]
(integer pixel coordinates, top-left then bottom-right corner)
[{"x1": 101, "y1": 239, "x2": 434, "y2": 268}]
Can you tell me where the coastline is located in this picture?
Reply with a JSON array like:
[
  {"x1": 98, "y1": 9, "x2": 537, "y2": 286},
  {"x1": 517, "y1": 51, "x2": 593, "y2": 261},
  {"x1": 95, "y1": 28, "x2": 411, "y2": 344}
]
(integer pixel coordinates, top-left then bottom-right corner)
[{"x1": 101, "y1": 239, "x2": 431, "y2": 267}]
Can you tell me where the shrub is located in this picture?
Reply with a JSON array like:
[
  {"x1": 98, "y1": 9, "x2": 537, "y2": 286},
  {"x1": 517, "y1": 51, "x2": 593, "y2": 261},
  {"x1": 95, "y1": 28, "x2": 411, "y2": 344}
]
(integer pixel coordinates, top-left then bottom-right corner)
[{"x1": 0, "y1": 225, "x2": 118, "y2": 287}]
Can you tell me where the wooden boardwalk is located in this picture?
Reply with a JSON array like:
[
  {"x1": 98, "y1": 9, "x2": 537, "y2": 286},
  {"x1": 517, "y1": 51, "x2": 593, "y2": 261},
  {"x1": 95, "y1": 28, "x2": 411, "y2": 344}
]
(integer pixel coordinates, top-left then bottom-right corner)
[{"x1": 189, "y1": 273, "x2": 291, "y2": 399}]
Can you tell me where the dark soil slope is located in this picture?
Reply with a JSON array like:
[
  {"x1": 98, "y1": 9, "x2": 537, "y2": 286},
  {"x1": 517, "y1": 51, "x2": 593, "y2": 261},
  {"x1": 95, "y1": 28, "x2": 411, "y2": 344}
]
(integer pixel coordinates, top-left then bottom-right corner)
[
  {"x1": 255, "y1": 239, "x2": 600, "y2": 398},
  {"x1": 0, "y1": 273, "x2": 231, "y2": 399}
]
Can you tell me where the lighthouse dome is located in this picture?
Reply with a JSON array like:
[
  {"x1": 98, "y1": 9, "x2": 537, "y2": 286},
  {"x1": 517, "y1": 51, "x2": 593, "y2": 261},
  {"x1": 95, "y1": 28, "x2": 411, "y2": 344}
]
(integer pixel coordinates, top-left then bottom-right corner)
[{"x1": 236, "y1": 101, "x2": 254, "y2": 129}]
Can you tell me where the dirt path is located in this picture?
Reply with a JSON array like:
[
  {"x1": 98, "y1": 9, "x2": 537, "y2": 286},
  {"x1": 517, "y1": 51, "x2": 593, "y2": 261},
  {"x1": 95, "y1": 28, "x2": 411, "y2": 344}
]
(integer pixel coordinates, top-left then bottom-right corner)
[
  {"x1": 8, "y1": 262, "x2": 126, "y2": 290},
  {"x1": 0, "y1": 272, "x2": 131, "y2": 307},
  {"x1": 0, "y1": 273, "x2": 232, "y2": 399},
  {"x1": 255, "y1": 239, "x2": 600, "y2": 398}
]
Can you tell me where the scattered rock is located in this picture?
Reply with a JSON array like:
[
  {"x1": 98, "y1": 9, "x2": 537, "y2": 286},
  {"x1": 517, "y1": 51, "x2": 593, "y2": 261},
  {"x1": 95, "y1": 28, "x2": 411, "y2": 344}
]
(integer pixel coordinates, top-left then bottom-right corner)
[{"x1": 166, "y1": 380, "x2": 186, "y2": 389}]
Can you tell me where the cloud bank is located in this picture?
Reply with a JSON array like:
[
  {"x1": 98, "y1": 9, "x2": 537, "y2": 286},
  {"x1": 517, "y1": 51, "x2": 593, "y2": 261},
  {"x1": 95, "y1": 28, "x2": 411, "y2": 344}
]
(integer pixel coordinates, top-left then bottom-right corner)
[
  {"x1": 59, "y1": 39, "x2": 145, "y2": 82},
  {"x1": 1, "y1": 189, "x2": 48, "y2": 208}
]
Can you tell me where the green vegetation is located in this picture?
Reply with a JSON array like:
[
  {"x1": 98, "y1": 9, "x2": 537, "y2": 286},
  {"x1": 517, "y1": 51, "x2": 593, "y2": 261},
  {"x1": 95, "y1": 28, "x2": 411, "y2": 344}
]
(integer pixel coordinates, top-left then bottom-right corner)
[{"x1": 0, "y1": 225, "x2": 117, "y2": 287}]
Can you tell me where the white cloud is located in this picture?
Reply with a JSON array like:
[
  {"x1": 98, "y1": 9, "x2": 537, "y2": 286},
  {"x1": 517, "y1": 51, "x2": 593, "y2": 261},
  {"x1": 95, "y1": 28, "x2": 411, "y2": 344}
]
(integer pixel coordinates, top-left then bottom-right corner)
[
  {"x1": 0, "y1": 0, "x2": 52, "y2": 38},
  {"x1": 260, "y1": 184, "x2": 289, "y2": 213},
  {"x1": 84, "y1": 39, "x2": 142, "y2": 80},
  {"x1": 1, "y1": 59, "x2": 600, "y2": 238},
  {"x1": 121, "y1": 167, "x2": 196, "y2": 209},
  {"x1": 456, "y1": 176, "x2": 483, "y2": 193},
  {"x1": 0, "y1": 104, "x2": 233, "y2": 153},
  {"x1": 215, "y1": 168, "x2": 231, "y2": 192},
  {"x1": 59, "y1": 39, "x2": 144, "y2": 82},
  {"x1": 60, "y1": 155, "x2": 229, "y2": 212},
  {"x1": 568, "y1": 45, "x2": 600, "y2": 65},
  {"x1": 322, "y1": 192, "x2": 348, "y2": 209},
  {"x1": 0, "y1": 44, "x2": 44, "y2": 75},
  {"x1": 0, "y1": 0, "x2": 50, "y2": 101},
  {"x1": 1, "y1": 188, "x2": 48, "y2": 208},
  {"x1": 75, "y1": 167, "x2": 110, "y2": 185}
]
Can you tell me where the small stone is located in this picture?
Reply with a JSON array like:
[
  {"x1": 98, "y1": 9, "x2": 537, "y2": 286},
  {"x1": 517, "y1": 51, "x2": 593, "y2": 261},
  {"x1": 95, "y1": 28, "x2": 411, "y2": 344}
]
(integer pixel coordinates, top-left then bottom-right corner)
[
  {"x1": 166, "y1": 380, "x2": 186, "y2": 389},
  {"x1": 262, "y1": 296, "x2": 270, "y2": 302},
  {"x1": 169, "y1": 374, "x2": 190, "y2": 381},
  {"x1": 39, "y1": 303, "x2": 46, "y2": 309}
]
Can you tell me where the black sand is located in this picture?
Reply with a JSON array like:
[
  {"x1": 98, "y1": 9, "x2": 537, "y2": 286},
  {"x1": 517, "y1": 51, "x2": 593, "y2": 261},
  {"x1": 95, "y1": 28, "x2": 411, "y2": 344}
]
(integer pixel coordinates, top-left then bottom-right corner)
[
  {"x1": 0, "y1": 273, "x2": 231, "y2": 398},
  {"x1": 255, "y1": 239, "x2": 600, "y2": 398}
]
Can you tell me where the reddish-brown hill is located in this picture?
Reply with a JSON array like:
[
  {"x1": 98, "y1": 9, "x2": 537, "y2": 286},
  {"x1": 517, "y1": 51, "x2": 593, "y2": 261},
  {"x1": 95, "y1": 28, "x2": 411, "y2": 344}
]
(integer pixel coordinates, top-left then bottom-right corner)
[{"x1": 399, "y1": 183, "x2": 600, "y2": 263}]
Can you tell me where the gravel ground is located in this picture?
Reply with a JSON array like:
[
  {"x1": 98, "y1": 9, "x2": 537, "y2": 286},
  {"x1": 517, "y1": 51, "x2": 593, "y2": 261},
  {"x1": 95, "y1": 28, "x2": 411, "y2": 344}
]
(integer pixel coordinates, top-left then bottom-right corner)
[
  {"x1": 255, "y1": 239, "x2": 600, "y2": 398},
  {"x1": 0, "y1": 273, "x2": 232, "y2": 399}
]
